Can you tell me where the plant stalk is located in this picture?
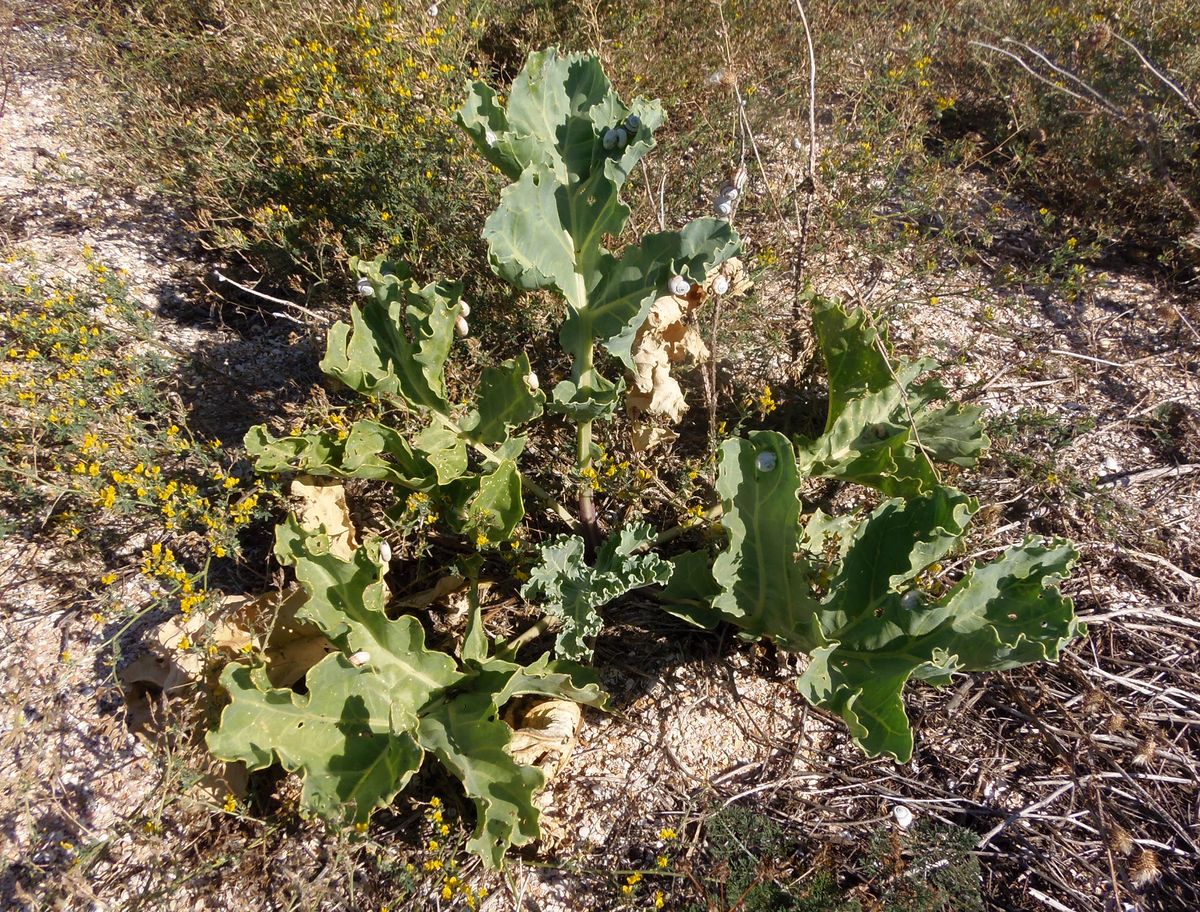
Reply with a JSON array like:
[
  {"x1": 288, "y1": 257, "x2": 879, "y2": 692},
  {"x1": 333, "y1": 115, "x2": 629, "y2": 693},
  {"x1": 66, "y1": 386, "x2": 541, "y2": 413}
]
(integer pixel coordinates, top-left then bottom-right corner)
[{"x1": 574, "y1": 339, "x2": 600, "y2": 547}]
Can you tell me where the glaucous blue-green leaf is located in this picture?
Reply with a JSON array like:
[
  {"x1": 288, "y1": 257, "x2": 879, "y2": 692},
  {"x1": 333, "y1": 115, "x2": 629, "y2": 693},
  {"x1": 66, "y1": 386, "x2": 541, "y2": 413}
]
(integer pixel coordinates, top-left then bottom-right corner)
[
  {"x1": 548, "y1": 376, "x2": 624, "y2": 422},
  {"x1": 414, "y1": 424, "x2": 468, "y2": 485},
  {"x1": 708, "y1": 432, "x2": 1082, "y2": 762},
  {"x1": 562, "y1": 217, "x2": 740, "y2": 368},
  {"x1": 462, "y1": 354, "x2": 546, "y2": 446},
  {"x1": 798, "y1": 538, "x2": 1081, "y2": 761},
  {"x1": 710, "y1": 431, "x2": 821, "y2": 649},
  {"x1": 795, "y1": 291, "x2": 988, "y2": 496},
  {"x1": 207, "y1": 657, "x2": 423, "y2": 824},
  {"x1": 321, "y1": 255, "x2": 462, "y2": 413},
  {"x1": 457, "y1": 48, "x2": 663, "y2": 185},
  {"x1": 521, "y1": 522, "x2": 672, "y2": 661},
  {"x1": 459, "y1": 48, "x2": 739, "y2": 406},
  {"x1": 244, "y1": 420, "x2": 435, "y2": 489},
  {"x1": 274, "y1": 516, "x2": 464, "y2": 719},
  {"x1": 416, "y1": 690, "x2": 544, "y2": 868}
]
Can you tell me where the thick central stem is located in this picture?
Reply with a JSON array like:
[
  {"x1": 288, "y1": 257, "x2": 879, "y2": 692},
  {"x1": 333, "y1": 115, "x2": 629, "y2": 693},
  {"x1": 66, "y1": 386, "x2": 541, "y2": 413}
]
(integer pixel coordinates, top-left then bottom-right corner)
[{"x1": 575, "y1": 338, "x2": 599, "y2": 544}]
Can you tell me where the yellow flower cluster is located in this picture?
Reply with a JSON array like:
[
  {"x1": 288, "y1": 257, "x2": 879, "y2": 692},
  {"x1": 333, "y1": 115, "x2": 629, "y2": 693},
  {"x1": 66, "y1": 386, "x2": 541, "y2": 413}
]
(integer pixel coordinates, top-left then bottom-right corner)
[
  {"x1": 411, "y1": 798, "x2": 489, "y2": 909},
  {"x1": 1, "y1": 261, "x2": 281, "y2": 631}
]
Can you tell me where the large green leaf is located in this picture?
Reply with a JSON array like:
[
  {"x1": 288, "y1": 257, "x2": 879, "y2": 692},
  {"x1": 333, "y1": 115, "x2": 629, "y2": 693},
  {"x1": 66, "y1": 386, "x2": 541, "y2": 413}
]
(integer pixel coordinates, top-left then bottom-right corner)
[
  {"x1": 708, "y1": 432, "x2": 1082, "y2": 762},
  {"x1": 521, "y1": 522, "x2": 672, "y2": 661},
  {"x1": 798, "y1": 538, "x2": 1081, "y2": 761},
  {"x1": 462, "y1": 354, "x2": 546, "y2": 446},
  {"x1": 321, "y1": 256, "x2": 462, "y2": 412},
  {"x1": 274, "y1": 517, "x2": 463, "y2": 719},
  {"x1": 442, "y1": 458, "x2": 526, "y2": 544},
  {"x1": 458, "y1": 48, "x2": 662, "y2": 187},
  {"x1": 458, "y1": 48, "x2": 739, "y2": 411},
  {"x1": 710, "y1": 432, "x2": 821, "y2": 649},
  {"x1": 207, "y1": 657, "x2": 423, "y2": 823},
  {"x1": 413, "y1": 424, "x2": 469, "y2": 485},
  {"x1": 244, "y1": 420, "x2": 435, "y2": 489},
  {"x1": 416, "y1": 691, "x2": 544, "y2": 868},
  {"x1": 795, "y1": 292, "x2": 988, "y2": 496}
]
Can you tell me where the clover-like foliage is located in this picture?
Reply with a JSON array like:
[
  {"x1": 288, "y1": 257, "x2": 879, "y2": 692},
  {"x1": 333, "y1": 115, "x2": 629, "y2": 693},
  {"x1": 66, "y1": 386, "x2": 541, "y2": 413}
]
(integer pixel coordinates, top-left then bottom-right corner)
[
  {"x1": 208, "y1": 518, "x2": 605, "y2": 867},
  {"x1": 458, "y1": 48, "x2": 740, "y2": 417}
]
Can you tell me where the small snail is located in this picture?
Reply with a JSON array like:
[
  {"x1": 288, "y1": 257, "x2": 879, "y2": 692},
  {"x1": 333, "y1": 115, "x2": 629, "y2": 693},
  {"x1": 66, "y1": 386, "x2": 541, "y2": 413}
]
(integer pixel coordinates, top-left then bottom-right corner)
[
  {"x1": 624, "y1": 114, "x2": 641, "y2": 133},
  {"x1": 668, "y1": 275, "x2": 690, "y2": 297},
  {"x1": 602, "y1": 128, "x2": 620, "y2": 150},
  {"x1": 755, "y1": 451, "x2": 777, "y2": 472},
  {"x1": 714, "y1": 197, "x2": 733, "y2": 217},
  {"x1": 459, "y1": 301, "x2": 471, "y2": 317},
  {"x1": 900, "y1": 590, "x2": 921, "y2": 611},
  {"x1": 613, "y1": 127, "x2": 628, "y2": 149},
  {"x1": 525, "y1": 371, "x2": 540, "y2": 391},
  {"x1": 356, "y1": 277, "x2": 374, "y2": 297},
  {"x1": 348, "y1": 651, "x2": 371, "y2": 667},
  {"x1": 712, "y1": 275, "x2": 730, "y2": 296},
  {"x1": 455, "y1": 315, "x2": 469, "y2": 337},
  {"x1": 379, "y1": 541, "x2": 392, "y2": 563}
]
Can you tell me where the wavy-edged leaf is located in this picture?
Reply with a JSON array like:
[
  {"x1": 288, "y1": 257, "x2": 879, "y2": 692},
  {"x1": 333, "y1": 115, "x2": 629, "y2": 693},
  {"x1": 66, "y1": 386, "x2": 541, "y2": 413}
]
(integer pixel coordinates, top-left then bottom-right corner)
[
  {"x1": 548, "y1": 375, "x2": 624, "y2": 422},
  {"x1": 463, "y1": 354, "x2": 546, "y2": 446},
  {"x1": 416, "y1": 691, "x2": 543, "y2": 868},
  {"x1": 567, "y1": 217, "x2": 739, "y2": 368},
  {"x1": 711, "y1": 431, "x2": 821, "y2": 649},
  {"x1": 521, "y1": 523, "x2": 671, "y2": 661},
  {"x1": 320, "y1": 255, "x2": 462, "y2": 412},
  {"x1": 244, "y1": 421, "x2": 435, "y2": 489},
  {"x1": 798, "y1": 538, "x2": 1081, "y2": 761},
  {"x1": 207, "y1": 657, "x2": 423, "y2": 823},
  {"x1": 795, "y1": 292, "x2": 988, "y2": 495},
  {"x1": 460, "y1": 49, "x2": 737, "y2": 405},
  {"x1": 444, "y1": 458, "x2": 525, "y2": 544},
  {"x1": 414, "y1": 424, "x2": 468, "y2": 485},
  {"x1": 274, "y1": 517, "x2": 463, "y2": 719}
]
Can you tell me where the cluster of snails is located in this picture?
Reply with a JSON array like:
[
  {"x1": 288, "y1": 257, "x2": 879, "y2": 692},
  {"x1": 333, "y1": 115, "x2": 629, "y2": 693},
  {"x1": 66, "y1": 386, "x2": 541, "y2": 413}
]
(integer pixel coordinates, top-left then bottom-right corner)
[
  {"x1": 712, "y1": 181, "x2": 741, "y2": 218},
  {"x1": 357, "y1": 276, "x2": 472, "y2": 336},
  {"x1": 666, "y1": 269, "x2": 731, "y2": 299},
  {"x1": 601, "y1": 114, "x2": 642, "y2": 151}
]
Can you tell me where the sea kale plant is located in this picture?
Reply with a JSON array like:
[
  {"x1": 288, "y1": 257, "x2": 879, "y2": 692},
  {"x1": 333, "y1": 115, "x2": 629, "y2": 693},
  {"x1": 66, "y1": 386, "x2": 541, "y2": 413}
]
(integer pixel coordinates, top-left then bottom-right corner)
[{"x1": 207, "y1": 48, "x2": 1082, "y2": 867}]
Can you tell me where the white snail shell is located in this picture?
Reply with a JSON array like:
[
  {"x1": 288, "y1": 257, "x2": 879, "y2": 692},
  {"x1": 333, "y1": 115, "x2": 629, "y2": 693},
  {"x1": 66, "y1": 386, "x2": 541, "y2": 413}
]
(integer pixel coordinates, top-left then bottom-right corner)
[
  {"x1": 625, "y1": 114, "x2": 641, "y2": 132},
  {"x1": 484, "y1": 128, "x2": 497, "y2": 145},
  {"x1": 356, "y1": 277, "x2": 374, "y2": 297},
  {"x1": 379, "y1": 541, "x2": 392, "y2": 563},
  {"x1": 455, "y1": 315, "x2": 469, "y2": 337},
  {"x1": 614, "y1": 127, "x2": 628, "y2": 149},
  {"x1": 712, "y1": 275, "x2": 730, "y2": 295},
  {"x1": 668, "y1": 275, "x2": 690, "y2": 296},
  {"x1": 459, "y1": 301, "x2": 471, "y2": 317},
  {"x1": 525, "y1": 371, "x2": 539, "y2": 391},
  {"x1": 900, "y1": 590, "x2": 921, "y2": 610},
  {"x1": 721, "y1": 184, "x2": 740, "y2": 201},
  {"x1": 348, "y1": 651, "x2": 371, "y2": 667},
  {"x1": 602, "y1": 128, "x2": 620, "y2": 150},
  {"x1": 755, "y1": 451, "x2": 777, "y2": 472},
  {"x1": 425, "y1": 2, "x2": 438, "y2": 17},
  {"x1": 892, "y1": 805, "x2": 914, "y2": 830},
  {"x1": 714, "y1": 197, "x2": 733, "y2": 217}
]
